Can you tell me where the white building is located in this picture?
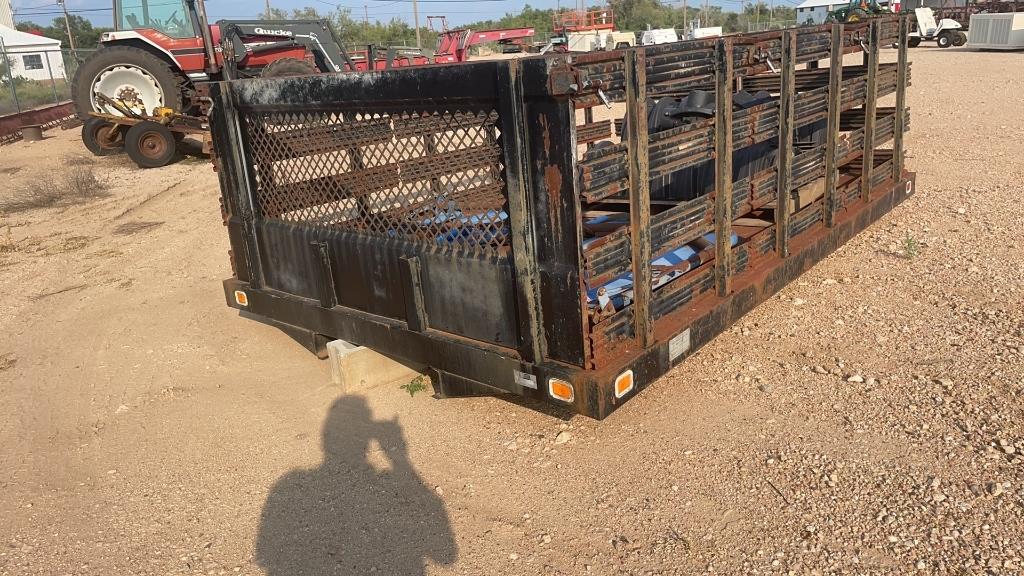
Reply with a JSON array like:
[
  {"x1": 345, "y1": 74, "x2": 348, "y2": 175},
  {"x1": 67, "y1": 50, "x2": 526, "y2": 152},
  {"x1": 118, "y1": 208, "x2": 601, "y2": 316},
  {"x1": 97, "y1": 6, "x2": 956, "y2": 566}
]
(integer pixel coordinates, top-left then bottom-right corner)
[
  {"x1": 0, "y1": 24, "x2": 65, "y2": 81},
  {"x1": 0, "y1": 0, "x2": 13, "y2": 28}
]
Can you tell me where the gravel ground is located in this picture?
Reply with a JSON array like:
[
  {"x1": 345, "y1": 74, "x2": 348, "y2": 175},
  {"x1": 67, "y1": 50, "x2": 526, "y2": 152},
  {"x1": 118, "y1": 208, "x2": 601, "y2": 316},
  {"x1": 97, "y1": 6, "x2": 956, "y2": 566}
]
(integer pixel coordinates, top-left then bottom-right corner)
[{"x1": 0, "y1": 46, "x2": 1022, "y2": 575}]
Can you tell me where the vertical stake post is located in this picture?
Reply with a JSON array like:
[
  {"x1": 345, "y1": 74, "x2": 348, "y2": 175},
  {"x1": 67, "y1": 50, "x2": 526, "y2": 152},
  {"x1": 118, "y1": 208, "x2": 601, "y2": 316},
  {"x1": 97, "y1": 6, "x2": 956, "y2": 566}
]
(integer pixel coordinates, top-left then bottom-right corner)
[
  {"x1": 860, "y1": 20, "x2": 879, "y2": 202},
  {"x1": 775, "y1": 30, "x2": 796, "y2": 258},
  {"x1": 498, "y1": 60, "x2": 546, "y2": 363},
  {"x1": 624, "y1": 49, "x2": 653, "y2": 348},
  {"x1": 824, "y1": 23, "x2": 844, "y2": 227},
  {"x1": 714, "y1": 38, "x2": 734, "y2": 297},
  {"x1": 892, "y1": 15, "x2": 909, "y2": 182}
]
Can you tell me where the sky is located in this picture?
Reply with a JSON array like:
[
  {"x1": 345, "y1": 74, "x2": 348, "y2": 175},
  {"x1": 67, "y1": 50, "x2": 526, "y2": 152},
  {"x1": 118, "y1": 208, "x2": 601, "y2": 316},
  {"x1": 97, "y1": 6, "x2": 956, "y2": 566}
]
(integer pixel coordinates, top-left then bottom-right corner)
[
  {"x1": 9, "y1": 0, "x2": 765, "y2": 30},
  {"x1": 12, "y1": 0, "x2": 607, "y2": 28}
]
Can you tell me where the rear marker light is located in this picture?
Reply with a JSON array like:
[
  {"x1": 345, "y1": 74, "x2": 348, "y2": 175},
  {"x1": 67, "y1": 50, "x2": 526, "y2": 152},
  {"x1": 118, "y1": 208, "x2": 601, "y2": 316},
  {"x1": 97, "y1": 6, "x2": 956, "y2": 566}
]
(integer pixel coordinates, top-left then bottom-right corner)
[
  {"x1": 548, "y1": 378, "x2": 574, "y2": 403},
  {"x1": 234, "y1": 290, "x2": 249, "y2": 306},
  {"x1": 614, "y1": 370, "x2": 634, "y2": 399}
]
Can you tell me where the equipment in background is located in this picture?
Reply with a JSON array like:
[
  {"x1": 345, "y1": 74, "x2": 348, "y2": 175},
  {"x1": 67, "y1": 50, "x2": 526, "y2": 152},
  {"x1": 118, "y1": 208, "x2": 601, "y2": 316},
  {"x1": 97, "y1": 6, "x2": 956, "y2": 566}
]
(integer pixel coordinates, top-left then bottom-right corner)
[
  {"x1": 548, "y1": 8, "x2": 637, "y2": 52},
  {"x1": 826, "y1": 0, "x2": 891, "y2": 23},
  {"x1": 71, "y1": 0, "x2": 529, "y2": 121},
  {"x1": 967, "y1": 12, "x2": 1024, "y2": 49},
  {"x1": 907, "y1": 7, "x2": 966, "y2": 48},
  {"x1": 641, "y1": 28, "x2": 680, "y2": 45}
]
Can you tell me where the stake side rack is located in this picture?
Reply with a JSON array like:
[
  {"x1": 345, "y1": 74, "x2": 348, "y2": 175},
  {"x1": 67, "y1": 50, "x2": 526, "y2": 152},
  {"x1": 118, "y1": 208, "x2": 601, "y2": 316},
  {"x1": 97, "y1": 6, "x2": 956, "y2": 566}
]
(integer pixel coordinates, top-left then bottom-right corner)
[{"x1": 210, "y1": 15, "x2": 914, "y2": 419}]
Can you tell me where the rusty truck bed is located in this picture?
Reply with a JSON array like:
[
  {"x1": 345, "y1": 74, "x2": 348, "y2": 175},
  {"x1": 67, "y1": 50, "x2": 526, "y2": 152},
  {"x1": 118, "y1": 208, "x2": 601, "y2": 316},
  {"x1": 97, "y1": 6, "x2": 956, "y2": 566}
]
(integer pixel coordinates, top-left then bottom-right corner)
[{"x1": 209, "y1": 16, "x2": 914, "y2": 419}]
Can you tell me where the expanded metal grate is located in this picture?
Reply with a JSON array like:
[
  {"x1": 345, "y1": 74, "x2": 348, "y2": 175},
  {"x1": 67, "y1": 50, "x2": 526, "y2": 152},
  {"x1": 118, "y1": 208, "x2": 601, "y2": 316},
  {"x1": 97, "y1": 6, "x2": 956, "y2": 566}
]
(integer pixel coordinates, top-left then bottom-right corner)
[{"x1": 241, "y1": 107, "x2": 509, "y2": 255}]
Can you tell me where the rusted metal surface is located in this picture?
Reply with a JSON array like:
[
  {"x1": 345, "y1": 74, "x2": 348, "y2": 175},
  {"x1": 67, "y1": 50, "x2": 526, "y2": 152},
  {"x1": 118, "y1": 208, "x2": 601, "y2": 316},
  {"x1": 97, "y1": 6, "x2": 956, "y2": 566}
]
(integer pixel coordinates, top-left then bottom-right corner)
[
  {"x1": 214, "y1": 16, "x2": 915, "y2": 418},
  {"x1": 0, "y1": 101, "x2": 75, "y2": 145}
]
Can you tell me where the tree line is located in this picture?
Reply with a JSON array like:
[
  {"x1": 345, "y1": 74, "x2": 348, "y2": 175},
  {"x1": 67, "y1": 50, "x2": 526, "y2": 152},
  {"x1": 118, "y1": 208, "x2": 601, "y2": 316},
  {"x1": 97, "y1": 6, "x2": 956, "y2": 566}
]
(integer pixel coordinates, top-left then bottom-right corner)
[{"x1": 13, "y1": 1, "x2": 798, "y2": 51}]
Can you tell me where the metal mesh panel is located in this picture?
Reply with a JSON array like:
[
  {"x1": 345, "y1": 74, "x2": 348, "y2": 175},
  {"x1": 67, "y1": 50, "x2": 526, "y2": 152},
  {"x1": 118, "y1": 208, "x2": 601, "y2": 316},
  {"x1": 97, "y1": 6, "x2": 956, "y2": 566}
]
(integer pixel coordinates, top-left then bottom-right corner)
[{"x1": 242, "y1": 107, "x2": 509, "y2": 255}]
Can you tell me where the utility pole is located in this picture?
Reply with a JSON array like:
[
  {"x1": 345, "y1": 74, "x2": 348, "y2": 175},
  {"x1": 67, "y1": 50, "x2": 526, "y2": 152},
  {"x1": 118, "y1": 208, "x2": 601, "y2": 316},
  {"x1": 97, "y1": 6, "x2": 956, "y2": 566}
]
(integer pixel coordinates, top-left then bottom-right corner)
[
  {"x1": 682, "y1": 0, "x2": 687, "y2": 36},
  {"x1": 412, "y1": 0, "x2": 421, "y2": 48},
  {"x1": 364, "y1": 5, "x2": 368, "y2": 26},
  {"x1": 57, "y1": 0, "x2": 76, "y2": 51}
]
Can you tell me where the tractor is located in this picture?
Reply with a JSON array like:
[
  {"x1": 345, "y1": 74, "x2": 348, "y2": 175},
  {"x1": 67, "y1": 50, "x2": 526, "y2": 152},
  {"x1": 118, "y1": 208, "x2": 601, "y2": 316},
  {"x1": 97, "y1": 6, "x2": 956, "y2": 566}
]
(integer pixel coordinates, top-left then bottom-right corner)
[
  {"x1": 70, "y1": 0, "x2": 365, "y2": 119},
  {"x1": 825, "y1": 0, "x2": 892, "y2": 23}
]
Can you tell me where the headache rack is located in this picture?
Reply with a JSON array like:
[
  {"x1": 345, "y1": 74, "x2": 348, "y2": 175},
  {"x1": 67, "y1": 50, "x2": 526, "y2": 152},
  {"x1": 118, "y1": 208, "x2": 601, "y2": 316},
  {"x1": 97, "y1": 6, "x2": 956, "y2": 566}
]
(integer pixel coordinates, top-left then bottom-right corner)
[{"x1": 210, "y1": 16, "x2": 915, "y2": 419}]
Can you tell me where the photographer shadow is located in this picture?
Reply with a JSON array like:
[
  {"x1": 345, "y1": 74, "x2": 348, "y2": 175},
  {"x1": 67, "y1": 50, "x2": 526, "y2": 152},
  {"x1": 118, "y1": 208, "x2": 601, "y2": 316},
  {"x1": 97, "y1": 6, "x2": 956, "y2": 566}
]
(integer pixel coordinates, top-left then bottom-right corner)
[{"x1": 255, "y1": 396, "x2": 457, "y2": 575}]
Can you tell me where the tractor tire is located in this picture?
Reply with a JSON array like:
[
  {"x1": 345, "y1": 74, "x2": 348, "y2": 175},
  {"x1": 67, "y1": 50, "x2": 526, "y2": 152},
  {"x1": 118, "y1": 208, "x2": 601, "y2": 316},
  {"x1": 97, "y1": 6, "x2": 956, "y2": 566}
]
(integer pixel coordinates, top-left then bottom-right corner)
[
  {"x1": 81, "y1": 117, "x2": 125, "y2": 156},
  {"x1": 125, "y1": 121, "x2": 177, "y2": 169},
  {"x1": 937, "y1": 31, "x2": 953, "y2": 48},
  {"x1": 71, "y1": 45, "x2": 184, "y2": 119},
  {"x1": 953, "y1": 31, "x2": 967, "y2": 46},
  {"x1": 260, "y1": 58, "x2": 320, "y2": 78},
  {"x1": 846, "y1": 8, "x2": 869, "y2": 22},
  {"x1": 908, "y1": 36, "x2": 922, "y2": 48}
]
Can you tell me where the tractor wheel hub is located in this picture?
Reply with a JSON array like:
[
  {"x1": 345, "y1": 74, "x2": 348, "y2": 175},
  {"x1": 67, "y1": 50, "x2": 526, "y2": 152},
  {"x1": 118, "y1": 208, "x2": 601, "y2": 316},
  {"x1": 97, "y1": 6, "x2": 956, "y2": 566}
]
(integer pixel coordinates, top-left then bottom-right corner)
[{"x1": 93, "y1": 65, "x2": 164, "y2": 116}]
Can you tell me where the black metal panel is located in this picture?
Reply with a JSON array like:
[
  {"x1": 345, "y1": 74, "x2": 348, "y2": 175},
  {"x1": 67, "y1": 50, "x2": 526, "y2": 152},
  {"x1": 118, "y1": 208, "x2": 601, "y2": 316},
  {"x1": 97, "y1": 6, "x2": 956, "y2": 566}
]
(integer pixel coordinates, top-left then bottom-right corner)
[
  {"x1": 228, "y1": 60, "x2": 505, "y2": 109},
  {"x1": 419, "y1": 251, "x2": 519, "y2": 347}
]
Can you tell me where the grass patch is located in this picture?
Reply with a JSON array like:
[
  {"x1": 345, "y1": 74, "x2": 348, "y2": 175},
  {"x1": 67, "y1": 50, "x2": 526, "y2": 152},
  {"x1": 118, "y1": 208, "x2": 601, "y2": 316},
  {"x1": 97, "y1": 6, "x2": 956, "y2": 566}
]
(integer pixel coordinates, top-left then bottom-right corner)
[
  {"x1": 400, "y1": 375, "x2": 429, "y2": 397},
  {"x1": 0, "y1": 166, "x2": 109, "y2": 213},
  {"x1": 64, "y1": 155, "x2": 96, "y2": 166},
  {"x1": 902, "y1": 232, "x2": 920, "y2": 259}
]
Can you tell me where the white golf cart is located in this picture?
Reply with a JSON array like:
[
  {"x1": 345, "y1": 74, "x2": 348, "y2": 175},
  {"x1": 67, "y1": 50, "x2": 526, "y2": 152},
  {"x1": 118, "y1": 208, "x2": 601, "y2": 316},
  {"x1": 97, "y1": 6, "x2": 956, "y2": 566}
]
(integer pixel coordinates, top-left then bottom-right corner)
[{"x1": 907, "y1": 6, "x2": 967, "y2": 48}]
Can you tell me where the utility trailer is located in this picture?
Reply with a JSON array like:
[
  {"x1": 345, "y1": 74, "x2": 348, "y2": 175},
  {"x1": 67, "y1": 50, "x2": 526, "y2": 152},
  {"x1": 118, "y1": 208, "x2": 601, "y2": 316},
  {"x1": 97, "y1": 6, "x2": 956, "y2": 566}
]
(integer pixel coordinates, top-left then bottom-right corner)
[{"x1": 209, "y1": 16, "x2": 915, "y2": 419}]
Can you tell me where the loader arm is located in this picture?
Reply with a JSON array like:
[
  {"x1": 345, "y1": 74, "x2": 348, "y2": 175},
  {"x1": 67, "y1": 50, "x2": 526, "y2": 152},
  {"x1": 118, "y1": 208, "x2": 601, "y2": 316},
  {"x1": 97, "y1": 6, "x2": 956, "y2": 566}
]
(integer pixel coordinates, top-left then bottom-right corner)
[{"x1": 216, "y1": 19, "x2": 356, "y2": 79}]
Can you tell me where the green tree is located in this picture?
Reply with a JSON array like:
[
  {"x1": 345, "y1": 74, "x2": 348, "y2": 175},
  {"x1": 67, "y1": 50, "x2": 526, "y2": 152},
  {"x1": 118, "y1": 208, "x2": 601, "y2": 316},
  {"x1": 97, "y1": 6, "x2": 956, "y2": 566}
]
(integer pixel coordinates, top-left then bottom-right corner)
[{"x1": 16, "y1": 15, "x2": 112, "y2": 49}]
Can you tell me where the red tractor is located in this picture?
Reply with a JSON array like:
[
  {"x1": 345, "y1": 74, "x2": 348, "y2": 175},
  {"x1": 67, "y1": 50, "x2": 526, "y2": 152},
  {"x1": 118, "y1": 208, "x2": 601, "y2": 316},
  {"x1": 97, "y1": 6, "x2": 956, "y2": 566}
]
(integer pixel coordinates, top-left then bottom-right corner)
[
  {"x1": 73, "y1": 0, "x2": 536, "y2": 119},
  {"x1": 73, "y1": 0, "x2": 537, "y2": 167},
  {"x1": 71, "y1": 0, "x2": 366, "y2": 118}
]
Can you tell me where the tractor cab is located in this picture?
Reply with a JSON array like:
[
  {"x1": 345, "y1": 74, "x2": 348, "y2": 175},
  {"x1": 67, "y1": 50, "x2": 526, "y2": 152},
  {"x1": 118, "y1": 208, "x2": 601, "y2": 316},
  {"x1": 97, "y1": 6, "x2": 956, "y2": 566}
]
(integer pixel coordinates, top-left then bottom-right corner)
[{"x1": 113, "y1": 0, "x2": 199, "y2": 38}]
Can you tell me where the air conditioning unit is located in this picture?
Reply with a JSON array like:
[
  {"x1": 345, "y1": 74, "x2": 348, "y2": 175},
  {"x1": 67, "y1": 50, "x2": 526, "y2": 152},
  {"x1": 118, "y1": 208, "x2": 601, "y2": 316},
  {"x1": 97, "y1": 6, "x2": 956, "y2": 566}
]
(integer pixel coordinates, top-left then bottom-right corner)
[{"x1": 968, "y1": 13, "x2": 1024, "y2": 49}]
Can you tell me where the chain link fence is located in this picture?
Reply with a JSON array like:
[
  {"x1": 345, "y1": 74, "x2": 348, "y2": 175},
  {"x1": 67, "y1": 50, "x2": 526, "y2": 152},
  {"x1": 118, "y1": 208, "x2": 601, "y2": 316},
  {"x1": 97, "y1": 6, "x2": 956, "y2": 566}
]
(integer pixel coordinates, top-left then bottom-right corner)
[{"x1": 0, "y1": 41, "x2": 96, "y2": 116}]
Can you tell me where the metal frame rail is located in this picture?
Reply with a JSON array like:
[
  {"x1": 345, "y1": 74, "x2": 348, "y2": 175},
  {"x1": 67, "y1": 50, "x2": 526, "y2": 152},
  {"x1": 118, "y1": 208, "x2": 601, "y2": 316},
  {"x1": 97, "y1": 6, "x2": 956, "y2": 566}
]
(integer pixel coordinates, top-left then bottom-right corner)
[{"x1": 212, "y1": 15, "x2": 915, "y2": 419}]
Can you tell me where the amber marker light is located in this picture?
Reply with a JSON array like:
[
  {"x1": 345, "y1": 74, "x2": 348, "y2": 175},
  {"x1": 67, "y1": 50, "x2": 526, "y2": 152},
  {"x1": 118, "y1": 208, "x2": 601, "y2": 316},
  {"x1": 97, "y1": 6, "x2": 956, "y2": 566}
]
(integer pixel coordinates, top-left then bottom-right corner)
[
  {"x1": 614, "y1": 370, "x2": 634, "y2": 398},
  {"x1": 548, "y1": 378, "x2": 575, "y2": 403}
]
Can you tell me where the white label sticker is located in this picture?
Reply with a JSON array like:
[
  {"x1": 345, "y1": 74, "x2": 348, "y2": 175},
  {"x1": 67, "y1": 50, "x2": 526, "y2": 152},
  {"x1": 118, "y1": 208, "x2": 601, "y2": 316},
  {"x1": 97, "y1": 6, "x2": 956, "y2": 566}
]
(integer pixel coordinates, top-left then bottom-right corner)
[
  {"x1": 514, "y1": 370, "x2": 538, "y2": 389},
  {"x1": 668, "y1": 329, "x2": 691, "y2": 363}
]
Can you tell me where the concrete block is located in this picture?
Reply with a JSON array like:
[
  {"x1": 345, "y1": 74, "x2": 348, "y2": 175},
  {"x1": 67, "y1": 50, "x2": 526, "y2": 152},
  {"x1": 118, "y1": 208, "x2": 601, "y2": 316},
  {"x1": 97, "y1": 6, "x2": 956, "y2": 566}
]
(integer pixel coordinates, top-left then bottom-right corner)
[{"x1": 326, "y1": 340, "x2": 425, "y2": 394}]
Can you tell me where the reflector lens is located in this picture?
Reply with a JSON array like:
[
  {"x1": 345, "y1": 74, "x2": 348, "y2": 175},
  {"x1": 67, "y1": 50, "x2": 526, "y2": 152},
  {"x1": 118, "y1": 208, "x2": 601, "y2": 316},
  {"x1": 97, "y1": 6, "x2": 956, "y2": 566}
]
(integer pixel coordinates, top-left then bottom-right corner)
[
  {"x1": 548, "y1": 378, "x2": 574, "y2": 403},
  {"x1": 614, "y1": 370, "x2": 634, "y2": 398},
  {"x1": 234, "y1": 290, "x2": 249, "y2": 306}
]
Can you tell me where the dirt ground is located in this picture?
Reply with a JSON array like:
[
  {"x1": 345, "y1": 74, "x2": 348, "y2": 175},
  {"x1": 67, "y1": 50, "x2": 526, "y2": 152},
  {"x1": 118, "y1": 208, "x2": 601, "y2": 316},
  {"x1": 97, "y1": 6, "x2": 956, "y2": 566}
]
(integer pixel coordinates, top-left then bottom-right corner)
[{"x1": 1, "y1": 46, "x2": 1022, "y2": 576}]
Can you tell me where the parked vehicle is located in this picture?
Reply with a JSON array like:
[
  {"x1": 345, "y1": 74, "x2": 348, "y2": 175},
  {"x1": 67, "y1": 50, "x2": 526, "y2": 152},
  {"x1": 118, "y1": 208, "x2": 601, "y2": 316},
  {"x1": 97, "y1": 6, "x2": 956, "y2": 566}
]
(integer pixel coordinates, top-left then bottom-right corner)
[{"x1": 908, "y1": 7, "x2": 966, "y2": 48}]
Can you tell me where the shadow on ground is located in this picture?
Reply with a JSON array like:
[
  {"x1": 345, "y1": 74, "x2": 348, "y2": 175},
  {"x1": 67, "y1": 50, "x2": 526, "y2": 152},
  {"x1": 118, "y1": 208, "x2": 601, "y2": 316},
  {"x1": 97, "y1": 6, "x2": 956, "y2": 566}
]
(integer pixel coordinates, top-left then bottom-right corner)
[{"x1": 255, "y1": 396, "x2": 457, "y2": 575}]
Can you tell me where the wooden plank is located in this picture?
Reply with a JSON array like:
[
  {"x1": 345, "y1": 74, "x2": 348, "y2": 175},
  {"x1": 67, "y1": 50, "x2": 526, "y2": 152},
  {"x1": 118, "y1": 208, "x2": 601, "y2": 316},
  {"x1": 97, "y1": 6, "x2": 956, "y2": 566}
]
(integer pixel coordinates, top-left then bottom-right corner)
[
  {"x1": 892, "y1": 14, "x2": 909, "y2": 182},
  {"x1": 714, "y1": 39, "x2": 734, "y2": 297},
  {"x1": 824, "y1": 23, "x2": 844, "y2": 227},
  {"x1": 861, "y1": 20, "x2": 880, "y2": 201},
  {"x1": 775, "y1": 31, "x2": 796, "y2": 258},
  {"x1": 625, "y1": 49, "x2": 653, "y2": 348}
]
